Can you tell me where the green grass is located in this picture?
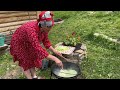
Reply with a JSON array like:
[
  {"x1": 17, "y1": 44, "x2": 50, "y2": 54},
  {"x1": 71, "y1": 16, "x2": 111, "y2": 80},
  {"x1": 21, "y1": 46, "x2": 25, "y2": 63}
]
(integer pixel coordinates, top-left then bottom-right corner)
[
  {"x1": 50, "y1": 11, "x2": 120, "y2": 79},
  {"x1": 0, "y1": 11, "x2": 120, "y2": 79},
  {"x1": 0, "y1": 53, "x2": 18, "y2": 77}
]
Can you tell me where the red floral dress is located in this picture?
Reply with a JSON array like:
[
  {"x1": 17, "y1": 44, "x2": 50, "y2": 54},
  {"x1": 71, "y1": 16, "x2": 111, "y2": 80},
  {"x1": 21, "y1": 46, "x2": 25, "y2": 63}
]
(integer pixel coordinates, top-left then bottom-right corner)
[{"x1": 10, "y1": 21, "x2": 52, "y2": 71}]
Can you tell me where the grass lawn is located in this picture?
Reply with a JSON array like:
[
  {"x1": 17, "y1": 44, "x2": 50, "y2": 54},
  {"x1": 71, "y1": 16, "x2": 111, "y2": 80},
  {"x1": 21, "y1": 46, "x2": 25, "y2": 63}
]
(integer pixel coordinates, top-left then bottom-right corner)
[{"x1": 0, "y1": 11, "x2": 120, "y2": 79}]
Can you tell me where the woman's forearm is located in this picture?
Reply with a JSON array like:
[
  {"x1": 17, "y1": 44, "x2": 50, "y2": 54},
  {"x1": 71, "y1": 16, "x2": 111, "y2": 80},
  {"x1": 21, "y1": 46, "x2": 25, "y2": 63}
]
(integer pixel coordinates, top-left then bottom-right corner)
[
  {"x1": 46, "y1": 54, "x2": 63, "y2": 68},
  {"x1": 49, "y1": 46, "x2": 62, "y2": 57},
  {"x1": 46, "y1": 54, "x2": 59, "y2": 62},
  {"x1": 49, "y1": 46, "x2": 56, "y2": 52}
]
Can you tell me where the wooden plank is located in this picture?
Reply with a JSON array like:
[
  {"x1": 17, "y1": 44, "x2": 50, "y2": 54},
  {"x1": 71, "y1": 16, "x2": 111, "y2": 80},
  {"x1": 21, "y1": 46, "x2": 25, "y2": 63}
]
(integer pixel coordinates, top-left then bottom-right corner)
[
  {"x1": 0, "y1": 19, "x2": 36, "y2": 28},
  {"x1": 0, "y1": 15, "x2": 36, "y2": 24},
  {"x1": 0, "y1": 29, "x2": 16, "y2": 35},
  {"x1": 0, "y1": 17, "x2": 17, "y2": 24},
  {"x1": 0, "y1": 19, "x2": 37, "y2": 34},
  {"x1": 29, "y1": 11, "x2": 37, "y2": 15},
  {"x1": 0, "y1": 11, "x2": 21, "y2": 14},
  {"x1": 0, "y1": 12, "x2": 37, "y2": 18},
  {"x1": 0, "y1": 25, "x2": 21, "y2": 33},
  {"x1": 0, "y1": 12, "x2": 29, "y2": 18},
  {"x1": 17, "y1": 15, "x2": 37, "y2": 21}
]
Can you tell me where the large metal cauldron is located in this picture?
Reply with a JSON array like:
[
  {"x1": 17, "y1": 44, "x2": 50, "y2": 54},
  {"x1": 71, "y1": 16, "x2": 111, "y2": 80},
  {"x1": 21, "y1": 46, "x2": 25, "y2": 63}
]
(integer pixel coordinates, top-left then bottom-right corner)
[{"x1": 50, "y1": 62, "x2": 81, "y2": 79}]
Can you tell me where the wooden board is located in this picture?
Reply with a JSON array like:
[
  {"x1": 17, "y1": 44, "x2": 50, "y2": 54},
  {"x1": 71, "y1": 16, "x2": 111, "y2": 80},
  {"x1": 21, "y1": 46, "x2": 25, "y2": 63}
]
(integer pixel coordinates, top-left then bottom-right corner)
[
  {"x1": 0, "y1": 15, "x2": 37, "y2": 24},
  {"x1": 0, "y1": 12, "x2": 36, "y2": 18},
  {"x1": 0, "y1": 19, "x2": 36, "y2": 29}
]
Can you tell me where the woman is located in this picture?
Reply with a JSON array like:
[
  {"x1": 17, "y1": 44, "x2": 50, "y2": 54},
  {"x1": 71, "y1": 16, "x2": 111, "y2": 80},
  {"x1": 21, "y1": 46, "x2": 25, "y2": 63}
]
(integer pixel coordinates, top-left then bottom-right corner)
[{"x1": 10, "y1": 11, "x2": 63, "y2": 79}]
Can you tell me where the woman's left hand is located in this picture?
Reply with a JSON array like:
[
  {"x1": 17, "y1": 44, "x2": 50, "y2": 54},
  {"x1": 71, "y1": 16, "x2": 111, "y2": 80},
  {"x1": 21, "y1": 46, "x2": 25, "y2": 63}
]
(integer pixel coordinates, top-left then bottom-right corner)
[
  {"x1": 53, "y1": 50, "x2": 62, "y2": 57},
  {"x1": 49, "y1": 46, "x2": 62, "y2": 56}
]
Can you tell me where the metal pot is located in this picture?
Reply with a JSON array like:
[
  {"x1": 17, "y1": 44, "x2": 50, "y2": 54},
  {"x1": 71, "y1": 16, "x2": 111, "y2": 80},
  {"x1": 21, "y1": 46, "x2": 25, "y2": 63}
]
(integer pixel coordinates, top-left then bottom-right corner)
[{"x1": 51, "y1": 62, "x2": 81, "y2": 79}]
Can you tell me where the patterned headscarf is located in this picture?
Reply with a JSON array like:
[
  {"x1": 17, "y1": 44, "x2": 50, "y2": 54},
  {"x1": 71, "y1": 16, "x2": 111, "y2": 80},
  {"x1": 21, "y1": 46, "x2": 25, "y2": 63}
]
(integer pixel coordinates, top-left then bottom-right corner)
[{"x1": 39, "y1": 11, "x2": 54, "y2": 27}]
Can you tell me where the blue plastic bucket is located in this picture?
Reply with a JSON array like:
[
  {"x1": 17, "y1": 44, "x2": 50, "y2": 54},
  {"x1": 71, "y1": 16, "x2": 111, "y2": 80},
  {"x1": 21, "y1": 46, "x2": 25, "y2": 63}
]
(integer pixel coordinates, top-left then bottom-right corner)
[{"x1": 0, "y1": 34, "x2": 5, "y2": 46}]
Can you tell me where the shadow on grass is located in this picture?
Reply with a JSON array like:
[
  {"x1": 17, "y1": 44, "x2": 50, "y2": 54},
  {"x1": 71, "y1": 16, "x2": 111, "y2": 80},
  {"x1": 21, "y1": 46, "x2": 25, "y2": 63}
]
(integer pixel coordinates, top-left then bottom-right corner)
[{"x1": 85, "y1": 32, "x2": 120, "y2": 51}]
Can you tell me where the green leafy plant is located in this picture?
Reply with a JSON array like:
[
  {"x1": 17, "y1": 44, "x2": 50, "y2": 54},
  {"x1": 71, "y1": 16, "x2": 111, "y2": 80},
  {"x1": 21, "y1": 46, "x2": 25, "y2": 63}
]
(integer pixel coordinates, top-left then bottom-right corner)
[{"x1": 63, "y1": 32, "x2": 81, "y2": 46}]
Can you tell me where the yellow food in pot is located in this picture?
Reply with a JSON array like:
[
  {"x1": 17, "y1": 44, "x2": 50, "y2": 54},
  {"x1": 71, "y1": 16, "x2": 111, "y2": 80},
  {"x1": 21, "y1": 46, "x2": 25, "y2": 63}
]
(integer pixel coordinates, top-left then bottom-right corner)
[{"x1": 57, "y1": 69, "x2": 77, "y2": 77}]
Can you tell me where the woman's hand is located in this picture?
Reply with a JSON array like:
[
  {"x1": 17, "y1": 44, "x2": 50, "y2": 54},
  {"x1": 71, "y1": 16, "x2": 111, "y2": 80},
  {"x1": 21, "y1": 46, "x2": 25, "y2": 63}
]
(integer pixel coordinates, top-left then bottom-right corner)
[
  {"x1": 49, "y1": 46, "x2": 62, "y2": 57},
  {"x1": 46, "y1": 54, "x2": 63, "y2": 69},
  {"x1": 53, "y1": 50, "x2": 62, "y2": 57},
  {"x1": 55, "y1": 59, "x2": 63, "y2": 69}
]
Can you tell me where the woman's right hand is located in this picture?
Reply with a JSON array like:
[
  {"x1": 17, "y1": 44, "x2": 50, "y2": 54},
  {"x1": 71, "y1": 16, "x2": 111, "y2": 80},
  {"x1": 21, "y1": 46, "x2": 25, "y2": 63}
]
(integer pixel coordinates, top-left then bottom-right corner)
[
  {"x1": 46, "y1": 54, "x2": 63, "y2": 69},
  {"x1": 55, "y1": 59, "x2": 63, "y2": 69}
]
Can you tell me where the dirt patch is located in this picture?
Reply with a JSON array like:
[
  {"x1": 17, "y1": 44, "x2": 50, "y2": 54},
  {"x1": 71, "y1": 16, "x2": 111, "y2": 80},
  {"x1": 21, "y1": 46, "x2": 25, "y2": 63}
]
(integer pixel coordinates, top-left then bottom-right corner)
[{"x1": 0, "y1": 67, "x2": 22, "y2": 79}]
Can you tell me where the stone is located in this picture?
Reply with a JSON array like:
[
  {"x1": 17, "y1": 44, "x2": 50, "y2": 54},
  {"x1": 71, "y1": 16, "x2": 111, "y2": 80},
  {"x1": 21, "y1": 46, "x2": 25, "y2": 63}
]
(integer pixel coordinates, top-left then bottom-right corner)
[
  {"x1": 75, "y1": 49, "x2": 84, "y2": 54},
  {"x1": 80, "y1": 43, "x2": 87, "y2": 51},
  {"x1": 0, "y1": 44, "x2": 9, "y2": 57},
  {"x1": 0, "y1": 50, "x2": 7, "y2": 57},
  {"x1": 54, "y1": 19, "x2": 64, "y2": 25},
  {"x1": 79, "y1": 54, "x2": 85, "y2": 61},
  {"x1": 0, "y1": 44, "x2": 8, "y2": 51}
]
